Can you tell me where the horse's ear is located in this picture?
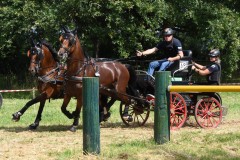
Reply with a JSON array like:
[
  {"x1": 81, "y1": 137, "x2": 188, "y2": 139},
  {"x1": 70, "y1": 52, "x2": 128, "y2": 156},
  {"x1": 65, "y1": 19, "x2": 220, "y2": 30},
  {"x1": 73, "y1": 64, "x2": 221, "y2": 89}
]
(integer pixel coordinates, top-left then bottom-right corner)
[
  {"x1": 73, "y1": 28, "x2": 78, "y2": 35},
  {"x1": 72, "y1": 19, "x2": 78, "y2": 35},
  {"x1": 61, "y1": 26, "x2": 70, "y2": 33}
]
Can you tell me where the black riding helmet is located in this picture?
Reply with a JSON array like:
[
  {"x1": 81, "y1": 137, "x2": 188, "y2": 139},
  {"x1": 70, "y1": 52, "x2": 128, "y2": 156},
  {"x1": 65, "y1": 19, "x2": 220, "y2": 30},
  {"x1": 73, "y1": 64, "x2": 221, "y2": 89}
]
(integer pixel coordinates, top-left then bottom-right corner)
[
  {"x1": 163, "y1": 28, "x2": 174, "y2": 36},
  {"x1": 208, "y1": 49, "x2": 220, "y2": 57}
]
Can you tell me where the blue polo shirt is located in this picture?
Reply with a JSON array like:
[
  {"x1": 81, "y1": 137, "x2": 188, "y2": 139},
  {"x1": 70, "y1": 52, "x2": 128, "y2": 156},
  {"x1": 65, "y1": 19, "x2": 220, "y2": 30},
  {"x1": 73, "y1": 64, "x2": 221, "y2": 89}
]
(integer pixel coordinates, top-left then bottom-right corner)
[{"x1": 156, "y1": 38, "x2": 182, "y2": 58}]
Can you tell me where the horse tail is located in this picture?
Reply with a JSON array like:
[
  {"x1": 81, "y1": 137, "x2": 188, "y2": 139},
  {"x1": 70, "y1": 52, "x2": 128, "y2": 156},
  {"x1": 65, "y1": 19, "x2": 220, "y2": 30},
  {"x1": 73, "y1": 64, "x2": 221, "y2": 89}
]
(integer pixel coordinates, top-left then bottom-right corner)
[
  {"x1": 125, "y1": 64, "x2": 136, "y2": 86},
  {"x1": 124, "y1": 64, "x2": 139, "y2": 97},
  {"x1": 125, "y1": 64, "x2": 155, "y2": 97}
]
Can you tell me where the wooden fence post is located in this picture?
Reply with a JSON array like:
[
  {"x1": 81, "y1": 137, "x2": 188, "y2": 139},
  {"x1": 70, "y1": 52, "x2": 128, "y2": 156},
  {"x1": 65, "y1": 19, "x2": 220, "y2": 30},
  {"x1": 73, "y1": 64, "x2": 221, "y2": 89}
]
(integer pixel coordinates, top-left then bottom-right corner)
[
  {"x1": 154, "y1": 71, "x2": 171, "y2": 144},
  {"x1": 83, "y1": 77, "x2": 100, "y2": 155}
]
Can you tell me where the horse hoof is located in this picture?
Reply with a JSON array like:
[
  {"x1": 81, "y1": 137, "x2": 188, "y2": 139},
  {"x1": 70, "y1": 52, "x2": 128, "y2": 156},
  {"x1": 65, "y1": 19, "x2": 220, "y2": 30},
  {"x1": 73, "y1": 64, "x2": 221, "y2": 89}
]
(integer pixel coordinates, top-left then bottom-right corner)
[
  {"x1": 69, "y1": 126, "x2": 77, "y2": 132},
  {"x1": 103, "y1": 112, "x2": 111, "y2": 121},
  {"x1": 29, "y1": 123, "x2": 39, "y2": 130},
  {"x1": 123, "y1": 115, "x2": 133, "y2": 122},
  {"x1": 12, "y1": 112, "x2": 22, "y2": 122}
]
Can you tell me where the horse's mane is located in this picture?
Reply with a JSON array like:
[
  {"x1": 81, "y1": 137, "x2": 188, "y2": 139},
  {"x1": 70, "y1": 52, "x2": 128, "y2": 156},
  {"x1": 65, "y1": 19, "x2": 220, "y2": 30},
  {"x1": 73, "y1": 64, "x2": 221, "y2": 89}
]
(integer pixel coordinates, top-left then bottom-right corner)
[
  {"x1": 42, "y1": 44, "x2": 59, "y2": 62},
  {"x1": 51, "y1": 51, "x2": 60, "y2": 62}
]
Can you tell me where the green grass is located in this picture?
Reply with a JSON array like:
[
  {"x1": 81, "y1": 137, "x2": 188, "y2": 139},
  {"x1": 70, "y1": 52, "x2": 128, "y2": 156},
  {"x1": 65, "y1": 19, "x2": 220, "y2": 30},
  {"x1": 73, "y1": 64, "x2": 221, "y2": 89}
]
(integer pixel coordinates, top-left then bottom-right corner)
[{"x1": 0, "y1": 92, "x2": 239, "y2": 160}]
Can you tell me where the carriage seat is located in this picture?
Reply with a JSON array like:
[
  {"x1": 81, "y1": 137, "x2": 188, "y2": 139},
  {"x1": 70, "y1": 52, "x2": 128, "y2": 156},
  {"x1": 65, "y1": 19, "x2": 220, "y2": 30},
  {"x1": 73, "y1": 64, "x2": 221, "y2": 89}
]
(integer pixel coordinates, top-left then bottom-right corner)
[{"x1": 166, "y1": 50, "x2": 193, "y2": 81}]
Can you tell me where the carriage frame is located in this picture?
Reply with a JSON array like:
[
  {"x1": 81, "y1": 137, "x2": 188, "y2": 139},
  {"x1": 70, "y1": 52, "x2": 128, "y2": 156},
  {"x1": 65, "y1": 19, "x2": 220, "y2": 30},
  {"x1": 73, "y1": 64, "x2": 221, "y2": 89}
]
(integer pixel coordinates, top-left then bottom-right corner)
[{"x1": 118, "y1": 50, "x2": 224, "y2": 129}]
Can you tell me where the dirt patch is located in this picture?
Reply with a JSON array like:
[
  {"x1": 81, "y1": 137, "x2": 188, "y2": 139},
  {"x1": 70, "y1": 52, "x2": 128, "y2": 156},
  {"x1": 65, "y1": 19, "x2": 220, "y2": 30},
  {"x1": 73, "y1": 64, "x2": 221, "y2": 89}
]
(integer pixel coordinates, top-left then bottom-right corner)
[{"x1": 0, "y1": 120, "x2": 239, "y2": 160}]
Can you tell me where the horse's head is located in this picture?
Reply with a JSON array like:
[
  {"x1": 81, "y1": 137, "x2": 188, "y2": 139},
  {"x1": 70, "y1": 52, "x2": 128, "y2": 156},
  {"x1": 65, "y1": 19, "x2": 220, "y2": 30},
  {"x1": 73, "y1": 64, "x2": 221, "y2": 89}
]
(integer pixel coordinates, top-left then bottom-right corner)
[
  {"x1": 58, "y1": 26, "x2": 78, "y2": 63},
  {"x1": 28, "y1": 44, "x2": 44, "y2": 76}
]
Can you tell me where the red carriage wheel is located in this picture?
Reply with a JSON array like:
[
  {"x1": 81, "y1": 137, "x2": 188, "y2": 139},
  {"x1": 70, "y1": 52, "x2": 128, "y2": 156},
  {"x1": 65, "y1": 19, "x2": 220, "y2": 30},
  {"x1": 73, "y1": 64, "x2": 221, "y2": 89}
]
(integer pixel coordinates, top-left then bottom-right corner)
[
  {"x1": 194, "y1": 97, "x2": 222, "y2": 128},
  {"x1": 120, "y1": 101, "x2": 150, "y2": 126},
  {"x1": 170, "y1": 92, "x2": 187, "y2": 130}
]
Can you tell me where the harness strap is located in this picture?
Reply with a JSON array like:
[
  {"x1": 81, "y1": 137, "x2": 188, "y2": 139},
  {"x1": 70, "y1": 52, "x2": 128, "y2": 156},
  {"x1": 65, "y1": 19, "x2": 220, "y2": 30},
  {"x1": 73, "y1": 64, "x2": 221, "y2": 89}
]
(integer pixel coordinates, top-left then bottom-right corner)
[{"x1": 38, "y1": 66, "x2": 64, "y2": 84}]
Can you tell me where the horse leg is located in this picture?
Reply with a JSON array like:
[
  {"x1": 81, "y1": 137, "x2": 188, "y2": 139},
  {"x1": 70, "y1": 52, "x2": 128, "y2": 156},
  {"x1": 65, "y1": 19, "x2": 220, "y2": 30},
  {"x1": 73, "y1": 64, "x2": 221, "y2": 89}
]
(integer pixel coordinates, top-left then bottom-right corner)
[
  {"x1": 99, "y1": 95, "x2": 108, "y2": 122},
  {"x1": 69, "y1": 99, "x2": 82, "y2": 132},
  {"x1": 104, "y1": 98, "x2": 116, "y2": 120},
  {"x1": 61, "y1": 94, "x2": 73, "y2": 119},
  {"x1": 29, "y1": 100, "x2": 46, "y2": 130},
  {"x1": 12, "y1": 93, "x2": 46, "y2": 121}
]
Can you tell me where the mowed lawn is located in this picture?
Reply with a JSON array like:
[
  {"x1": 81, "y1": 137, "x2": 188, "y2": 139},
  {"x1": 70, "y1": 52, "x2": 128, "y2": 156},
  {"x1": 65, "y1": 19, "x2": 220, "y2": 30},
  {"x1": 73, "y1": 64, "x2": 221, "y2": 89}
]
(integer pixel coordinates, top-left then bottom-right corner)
[{"x1": 0, "y1": 92, "x2": 239, "y2": 160}]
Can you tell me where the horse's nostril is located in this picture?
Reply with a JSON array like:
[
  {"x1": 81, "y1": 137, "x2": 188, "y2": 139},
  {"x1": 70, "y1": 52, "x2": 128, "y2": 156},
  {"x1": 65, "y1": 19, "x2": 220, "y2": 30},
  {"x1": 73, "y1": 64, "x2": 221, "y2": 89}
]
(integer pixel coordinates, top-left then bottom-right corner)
[{"x1": 28, "y1": 68, "x2": 35, "y2": 74}]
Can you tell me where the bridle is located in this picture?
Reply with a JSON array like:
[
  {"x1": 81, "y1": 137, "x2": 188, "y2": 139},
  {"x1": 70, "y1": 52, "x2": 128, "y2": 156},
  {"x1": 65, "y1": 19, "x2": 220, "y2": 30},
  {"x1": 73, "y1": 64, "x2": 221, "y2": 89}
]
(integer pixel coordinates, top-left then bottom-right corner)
[
  {"x1": 58, "y1": 32, "x2": 77, "y2": 64},
  {"x1": 57, "y1": 26, "x2": 102, "y2": 82},
  {"x1": 29, "y1": 45, "x2": 64, "y2": 84},
  {"x1": 29, "y1": 45, "x2": 45, "y2": 74}
]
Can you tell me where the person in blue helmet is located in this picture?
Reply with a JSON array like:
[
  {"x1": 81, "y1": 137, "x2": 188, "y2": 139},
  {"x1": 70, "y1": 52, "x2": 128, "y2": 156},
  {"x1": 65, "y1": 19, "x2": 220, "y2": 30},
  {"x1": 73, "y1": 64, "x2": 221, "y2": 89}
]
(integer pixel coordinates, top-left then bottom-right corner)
[
  {"x1": 136, "y1": 28, "x2": 184, "y2": 76},
  {"x1": 192, "y1": 49, "x2": 221, "y2": 85}
]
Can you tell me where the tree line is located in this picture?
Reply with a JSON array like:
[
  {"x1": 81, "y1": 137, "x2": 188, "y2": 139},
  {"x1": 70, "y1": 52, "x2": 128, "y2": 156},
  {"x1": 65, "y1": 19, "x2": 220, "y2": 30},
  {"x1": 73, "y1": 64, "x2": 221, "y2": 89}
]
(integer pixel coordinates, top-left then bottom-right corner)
[{"x1": 1, "y1": 0, "x2": 240, "y2": 81}]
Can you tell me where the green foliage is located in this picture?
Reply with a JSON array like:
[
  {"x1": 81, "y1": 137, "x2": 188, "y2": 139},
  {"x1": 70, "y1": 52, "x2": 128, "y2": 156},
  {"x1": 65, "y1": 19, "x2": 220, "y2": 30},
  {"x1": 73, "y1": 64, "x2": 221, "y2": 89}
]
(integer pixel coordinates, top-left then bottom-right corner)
[
  {"x1": 165, "y1": 0, "x2": 240, "y2": 78},
  {"x1": 0, "y1": 0, "x2": 240, "y2": 79}
]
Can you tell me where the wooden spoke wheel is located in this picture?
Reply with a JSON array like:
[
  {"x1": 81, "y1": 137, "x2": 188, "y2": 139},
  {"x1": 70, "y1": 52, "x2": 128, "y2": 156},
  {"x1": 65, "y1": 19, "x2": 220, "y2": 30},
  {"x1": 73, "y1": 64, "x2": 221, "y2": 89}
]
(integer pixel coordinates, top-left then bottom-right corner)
[
  {"x1": 120, "y1": 100, "x2": 150, "y2": 126},
  {"x1": 170, "y1": 92, "x2": 187, "y2": 130},
  {"x1": 194, "y1": 97, "x2": 222, "y2": 128}
]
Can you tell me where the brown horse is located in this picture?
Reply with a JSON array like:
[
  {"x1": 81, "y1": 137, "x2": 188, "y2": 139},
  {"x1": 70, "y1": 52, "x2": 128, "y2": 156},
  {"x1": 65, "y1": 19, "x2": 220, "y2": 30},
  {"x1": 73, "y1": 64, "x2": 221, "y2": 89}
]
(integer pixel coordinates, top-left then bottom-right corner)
[
  {"x1": 12, "y1": 42, "x2": 65, "y2": 129},
  {"x1": 57, "y1": 26, "x2": 131, "y2": 132}
]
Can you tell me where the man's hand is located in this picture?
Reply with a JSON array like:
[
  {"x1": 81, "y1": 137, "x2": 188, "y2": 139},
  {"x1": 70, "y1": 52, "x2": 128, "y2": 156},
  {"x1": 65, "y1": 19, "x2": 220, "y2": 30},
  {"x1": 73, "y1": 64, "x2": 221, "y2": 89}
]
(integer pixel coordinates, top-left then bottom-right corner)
[
  {"x1": 136, "y1": 50, "x2": 143, "y2": 57},
  {"x1": 192, "y1": 65, "x2": 196, "y2": 70},
  {"x1": 168, "y1": 57, "x2": 175, "y2": 62}
]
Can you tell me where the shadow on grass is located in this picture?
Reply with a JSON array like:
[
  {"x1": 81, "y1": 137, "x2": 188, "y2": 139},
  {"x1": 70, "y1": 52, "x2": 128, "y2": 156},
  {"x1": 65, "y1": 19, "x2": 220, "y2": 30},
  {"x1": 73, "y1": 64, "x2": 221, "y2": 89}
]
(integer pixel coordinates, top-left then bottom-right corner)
[
  {"x1": 1, "y1": 119, "x2": 204, "y2": 133},
  {"x1": 0, "y1": 124, "x2": 83, "y2": 133},
  {"x1": 0, "y1": 121, "x2": 152, "y2": 133}
]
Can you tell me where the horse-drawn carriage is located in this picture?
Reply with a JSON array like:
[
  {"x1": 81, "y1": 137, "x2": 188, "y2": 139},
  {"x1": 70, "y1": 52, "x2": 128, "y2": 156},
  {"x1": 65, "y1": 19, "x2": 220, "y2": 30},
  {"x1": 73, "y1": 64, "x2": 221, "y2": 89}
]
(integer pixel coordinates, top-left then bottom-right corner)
[
  {"x1": 119, "y1": 50, "x2": 224, "y2": 129},
  {"x1": 11, "y1": 26, "x2": 224, "y2": 132}
]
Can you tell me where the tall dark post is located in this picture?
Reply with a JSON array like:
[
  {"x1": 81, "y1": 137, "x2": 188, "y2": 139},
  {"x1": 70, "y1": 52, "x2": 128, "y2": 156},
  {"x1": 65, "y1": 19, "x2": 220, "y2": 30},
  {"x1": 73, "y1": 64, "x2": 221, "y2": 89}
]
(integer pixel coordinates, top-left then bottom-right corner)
[
  {"x1": 83, "y1": 77, "x2": 100, "y2": 155},
  {"x1": 154, "y1": 71, "x2": 171, "y2": 144}
]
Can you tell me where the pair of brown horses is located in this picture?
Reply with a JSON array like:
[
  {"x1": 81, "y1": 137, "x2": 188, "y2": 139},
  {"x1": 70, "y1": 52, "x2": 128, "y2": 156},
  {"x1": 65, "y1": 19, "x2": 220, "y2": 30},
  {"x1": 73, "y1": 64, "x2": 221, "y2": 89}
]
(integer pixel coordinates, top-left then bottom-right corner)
[{"x1": 12, "y1": 27, "x2": 135, "y2": 131}]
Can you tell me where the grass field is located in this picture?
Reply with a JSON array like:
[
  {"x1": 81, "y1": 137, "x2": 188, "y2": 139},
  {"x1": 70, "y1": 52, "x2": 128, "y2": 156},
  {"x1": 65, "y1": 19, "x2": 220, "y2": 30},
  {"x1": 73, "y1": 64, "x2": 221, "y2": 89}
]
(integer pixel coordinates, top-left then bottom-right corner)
[{"x1": 0, "y1": 92, "x2": 239, "y2": 160}]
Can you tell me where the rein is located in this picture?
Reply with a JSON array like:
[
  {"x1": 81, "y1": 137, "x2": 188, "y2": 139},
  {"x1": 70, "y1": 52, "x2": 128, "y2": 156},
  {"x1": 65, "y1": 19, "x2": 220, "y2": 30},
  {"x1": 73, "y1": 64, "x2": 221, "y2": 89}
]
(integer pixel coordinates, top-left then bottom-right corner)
[
  {"x1": 100, "y1": 85, "x2": 149, "y2": 103},
  {"x1": 38, "y1": 65, "x2": 64, "y2": 84},
  {"x1": 34, "y1": 56, "x2": 64, "y2": 84},
  {"x1": 63, "y1": 58, "x2": 97, "y2": 82}
]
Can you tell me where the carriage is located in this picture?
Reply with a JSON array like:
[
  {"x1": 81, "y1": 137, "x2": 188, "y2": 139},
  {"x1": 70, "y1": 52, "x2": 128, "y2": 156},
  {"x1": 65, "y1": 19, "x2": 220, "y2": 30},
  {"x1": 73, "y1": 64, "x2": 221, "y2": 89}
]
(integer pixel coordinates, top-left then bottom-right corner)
[
  {"x1": 12, "y1": 26, "x2": 223, "y2": 132},
  {"x1": 119, "y1": 50, "x2": 224, "y2": 129},
  {"x1": 54, "y1": 27, "x2": 225, "y2": 132}
]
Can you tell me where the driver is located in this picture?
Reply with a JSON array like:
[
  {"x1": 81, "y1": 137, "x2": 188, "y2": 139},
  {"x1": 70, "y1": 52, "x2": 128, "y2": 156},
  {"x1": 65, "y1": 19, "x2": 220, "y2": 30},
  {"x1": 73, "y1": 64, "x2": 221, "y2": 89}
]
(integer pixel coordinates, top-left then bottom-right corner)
[
  {"x1": 192, "y1": 49, "x2": 221, "y2": 85},
  {"x1": 136, "y1": 28, "x2": 184, "y2": 76}
]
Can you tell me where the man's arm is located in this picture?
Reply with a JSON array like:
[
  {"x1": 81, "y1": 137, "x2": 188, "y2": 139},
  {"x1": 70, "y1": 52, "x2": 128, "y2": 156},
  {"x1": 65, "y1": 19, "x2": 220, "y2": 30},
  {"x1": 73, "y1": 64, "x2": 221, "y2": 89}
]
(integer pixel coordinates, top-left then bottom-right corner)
[
  {"x1": 168, "y1": 51, "x2": 184, "y2": 62},
  {"x1": 193, "y1": 63, "x2": 212, "y2": 76},
  {"x1": 136, "y1": 47, "x2": 158, "y2": 56}
]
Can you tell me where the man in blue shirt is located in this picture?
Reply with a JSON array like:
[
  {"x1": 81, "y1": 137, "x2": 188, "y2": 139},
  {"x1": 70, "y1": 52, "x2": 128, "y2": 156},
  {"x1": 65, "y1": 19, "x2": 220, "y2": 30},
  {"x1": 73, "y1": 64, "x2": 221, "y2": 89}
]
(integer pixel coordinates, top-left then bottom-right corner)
[{"x1": 136, "y1": 28, "x2": 184, "y2": 76}]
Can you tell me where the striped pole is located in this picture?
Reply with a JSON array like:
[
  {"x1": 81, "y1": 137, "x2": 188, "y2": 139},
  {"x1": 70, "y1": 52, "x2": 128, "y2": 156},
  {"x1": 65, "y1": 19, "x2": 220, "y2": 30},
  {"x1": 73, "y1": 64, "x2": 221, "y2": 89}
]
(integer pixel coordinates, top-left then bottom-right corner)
[
  {"x1": 0, "y1": 89, "x2": 34, "y2": 93},
  {"x1": 82, "y1": 77, "x2": 100, "y2": 155},
  {"x1": 154, "y1": 71, "x2": 171, "y2": 144},
  {"x1": 168, "y1": 85, "x2": 240, "y2": 92}
]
